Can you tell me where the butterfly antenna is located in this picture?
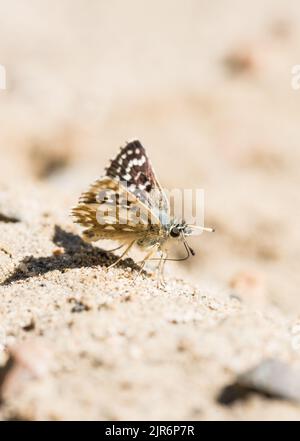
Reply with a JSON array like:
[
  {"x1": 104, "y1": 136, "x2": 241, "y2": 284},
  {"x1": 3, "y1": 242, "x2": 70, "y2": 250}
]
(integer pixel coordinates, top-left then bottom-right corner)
[{"x1": 189, "y1": 225, "x2": 215, "y2": 233}]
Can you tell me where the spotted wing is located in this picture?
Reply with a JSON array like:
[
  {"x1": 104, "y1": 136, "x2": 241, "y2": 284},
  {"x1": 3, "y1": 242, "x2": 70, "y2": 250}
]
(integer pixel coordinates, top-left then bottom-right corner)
[
  {"x1": 71, "y1": 176, "x2": 161, "y2": 243},
  {"x1": 105, "y1": 139, "x2": 169, "y2": 223}
]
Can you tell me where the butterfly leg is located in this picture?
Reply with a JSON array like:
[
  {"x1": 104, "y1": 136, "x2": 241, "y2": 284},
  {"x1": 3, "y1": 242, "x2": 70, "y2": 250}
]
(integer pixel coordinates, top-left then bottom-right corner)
[
  {"x1": 157, "y1": 250, "x2": 167, "y2": 288},
  {"x1": 106, "y1": 243, "x2": 126, "y2": 253},
  {"x1": 132, "y1": 244, "x2": 159, "y2": 284},
  {"x1": 107, "y1": 240, "x2": 135, "y2": 269}
]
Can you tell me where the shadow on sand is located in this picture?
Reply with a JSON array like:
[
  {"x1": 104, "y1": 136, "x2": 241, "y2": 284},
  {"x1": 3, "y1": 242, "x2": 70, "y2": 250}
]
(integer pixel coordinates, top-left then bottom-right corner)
[{"x1": 2, "y1": 225, "x2": 139, "y2": 285}]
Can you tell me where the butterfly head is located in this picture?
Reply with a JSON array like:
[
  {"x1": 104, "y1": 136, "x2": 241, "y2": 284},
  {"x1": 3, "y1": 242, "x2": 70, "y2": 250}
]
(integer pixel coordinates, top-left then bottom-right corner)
[
  {"x1": 169, "y1": 221, "x2": 190, "y2": 238},
  {"x1": 169, "y1": 220, "x2": 214, "y2": 237},
  {"x1": 167, "y1": 220, "x2": 195, "y2": 258},
  {"x1": 168, "y1": 220, "x2": 215, "y2": 258}
]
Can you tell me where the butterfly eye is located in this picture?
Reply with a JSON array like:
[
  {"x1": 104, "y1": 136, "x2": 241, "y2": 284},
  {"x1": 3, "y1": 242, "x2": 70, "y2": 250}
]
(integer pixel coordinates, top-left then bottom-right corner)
[{"x1": 170, "y1": 227, "x2": 180, "y2": 238}]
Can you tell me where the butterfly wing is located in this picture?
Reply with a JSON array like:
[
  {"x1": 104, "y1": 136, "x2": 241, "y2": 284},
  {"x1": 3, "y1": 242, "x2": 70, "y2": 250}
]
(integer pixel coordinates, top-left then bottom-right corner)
[
  {"x1": 105, "y1": 139, "x2": 170, "y2": 222},
  {"x1": 72, "y1": 177, "x2": 159, "y2": 243},
  {"x1": 72, "y1": 140, "x2": 169, "y2": 243}
]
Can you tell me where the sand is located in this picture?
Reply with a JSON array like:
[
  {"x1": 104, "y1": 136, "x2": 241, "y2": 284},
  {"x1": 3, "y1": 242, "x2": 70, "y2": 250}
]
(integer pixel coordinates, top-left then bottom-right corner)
[{"x1": 0, "y1": 0, "x2": 300, "y2": 420}]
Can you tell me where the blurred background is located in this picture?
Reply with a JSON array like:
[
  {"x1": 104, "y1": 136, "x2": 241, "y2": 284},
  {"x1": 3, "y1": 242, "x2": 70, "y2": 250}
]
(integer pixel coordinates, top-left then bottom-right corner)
[{"x1": 1, "y1": 0, "x2": 300, "y2": 312}]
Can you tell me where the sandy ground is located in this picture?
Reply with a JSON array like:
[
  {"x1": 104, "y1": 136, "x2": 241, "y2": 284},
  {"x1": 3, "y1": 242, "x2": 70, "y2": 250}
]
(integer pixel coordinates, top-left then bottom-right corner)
[{"x1": 0, "y1": 0, "x2": 300, "y2": 420}]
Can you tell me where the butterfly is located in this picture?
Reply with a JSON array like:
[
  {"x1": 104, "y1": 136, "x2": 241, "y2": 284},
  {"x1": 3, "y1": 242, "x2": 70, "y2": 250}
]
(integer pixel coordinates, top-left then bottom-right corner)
[{"x1": 71, "y1": 140, "x2": 214, "y2": 286}]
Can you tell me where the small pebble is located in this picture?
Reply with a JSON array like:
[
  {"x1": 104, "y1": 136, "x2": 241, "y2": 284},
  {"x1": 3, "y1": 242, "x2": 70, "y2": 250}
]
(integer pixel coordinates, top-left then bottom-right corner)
[{"x1": 218, "y1": 359, "x2": 300, "y2": 405}]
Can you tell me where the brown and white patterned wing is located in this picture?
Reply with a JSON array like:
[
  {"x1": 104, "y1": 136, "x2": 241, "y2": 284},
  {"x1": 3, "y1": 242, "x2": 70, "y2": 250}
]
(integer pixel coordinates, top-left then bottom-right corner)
[
  {"x1": 105, "y1": 139, "x2": 169, "y2": 221},
  {"x1": 71, "y1": 177, "x2": 160, "y2": 243}
]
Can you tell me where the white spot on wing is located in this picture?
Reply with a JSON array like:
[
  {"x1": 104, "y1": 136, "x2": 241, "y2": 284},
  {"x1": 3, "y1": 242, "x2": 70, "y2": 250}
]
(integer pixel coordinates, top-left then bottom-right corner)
[{"x1": 138, "y1": 156, "x2": 146, "y2": 166}]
